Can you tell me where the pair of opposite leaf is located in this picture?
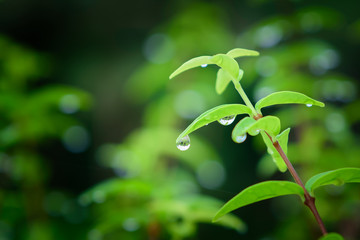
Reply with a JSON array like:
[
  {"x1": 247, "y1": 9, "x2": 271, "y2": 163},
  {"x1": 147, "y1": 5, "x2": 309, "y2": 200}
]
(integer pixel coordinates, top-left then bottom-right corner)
[
  {"x1": 170, "y1": 48, "x2": 258, "y2": 94},
  {"x1": 170, "y1": 49, "x2": 360, "y2": 239},
  {"x1": 170, "y1": 48, "x2": 324, "y2": 173}
]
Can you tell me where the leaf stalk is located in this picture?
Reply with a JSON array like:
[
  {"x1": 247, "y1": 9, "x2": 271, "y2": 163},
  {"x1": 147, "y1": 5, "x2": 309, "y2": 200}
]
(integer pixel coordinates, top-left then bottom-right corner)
[
  {"x1": 233, "y1": 82, "x2": 258, "y2": 116},
  {"x1": 272, "y1": 140, "x2": 328, "y2": 236},
  {"x1": 235, "y1": 79, "x2": 328, "y2": 235}
]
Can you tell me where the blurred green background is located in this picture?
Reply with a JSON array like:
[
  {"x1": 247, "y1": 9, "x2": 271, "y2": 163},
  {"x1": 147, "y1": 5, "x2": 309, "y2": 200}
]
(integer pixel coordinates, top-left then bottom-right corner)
[{"x1": 0, "y1": 0, "x2": 360, "y2": 239}]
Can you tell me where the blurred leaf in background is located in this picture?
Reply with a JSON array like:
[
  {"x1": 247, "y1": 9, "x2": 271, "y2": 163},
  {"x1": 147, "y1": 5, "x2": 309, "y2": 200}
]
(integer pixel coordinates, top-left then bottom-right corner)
[
  {"x1": 0, "y1": 0, "x2": 359, "y2": 240},
  {"x1": 84, "y1": 3, "x2": 247, "y2": 239},
  {"x1": 0, "y1": 35, "x2": 92, "y2": 239}
]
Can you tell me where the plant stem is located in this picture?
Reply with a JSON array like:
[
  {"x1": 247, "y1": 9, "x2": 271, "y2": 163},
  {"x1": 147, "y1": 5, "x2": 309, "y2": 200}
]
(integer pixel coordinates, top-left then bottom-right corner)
[
  {"x1": 272, "y1": 139, "x2": 328, "y2": 236},
  {"x1": 233, "y1": 82, "x2": 327, "y2": 235},
  {"x1": 233, "y1": 82, "x2": 259, "y2": 116},
  {"x1": 234, "y1": 81, "x2": 327, "y2": 235}
]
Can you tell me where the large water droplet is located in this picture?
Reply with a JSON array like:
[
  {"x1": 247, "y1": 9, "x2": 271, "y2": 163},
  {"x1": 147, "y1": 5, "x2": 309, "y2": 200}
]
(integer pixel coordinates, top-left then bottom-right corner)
[
  {"x1": 218, "y1": 115, "x2": 236, "y2": 126},
  {"x1": 235, "y1": 134, "x2": 247, "y2": 143},
  {"x1": 201, "y1": 64, "x2": 208, "y2": 68},
  {"x1": 176, "y1": 135, "x2": 190, "y2": 151},
  {"x1": 306, "y1": 103, "x2": 313, "y2": 107}
]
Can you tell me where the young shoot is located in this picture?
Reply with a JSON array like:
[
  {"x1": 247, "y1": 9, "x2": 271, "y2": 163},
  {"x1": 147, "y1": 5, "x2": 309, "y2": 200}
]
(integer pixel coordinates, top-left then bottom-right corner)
[{"x1": 170, "y1": 48, "x2": 360, "y2": 240}]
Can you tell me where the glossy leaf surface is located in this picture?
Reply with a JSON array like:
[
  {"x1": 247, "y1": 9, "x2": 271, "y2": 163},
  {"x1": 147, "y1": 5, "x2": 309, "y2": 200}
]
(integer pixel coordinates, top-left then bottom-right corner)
[
  {"x1": 255, "y1": 91, "x2": 325, "y2": 112},
  {"x1": 319, "y1": 233, "x2": 344, "y2": 240},
  {"x1": 213, "y1": 181, "x2": 304, "y2": 222},
  {"x1": 210, "y1": 54, "x2": 240, "y2": 80},
  {"x1": 176, "y1": 104, "x2": 252, "y2": 142},
  {"x1": 169, "y1": 56, "x2": 213, "y2": 79},
  {"x1": 305, "y1": 168, "x2": 360, "y2": 196},
  {"x1": 226, "y1": 48, "x2": 260, "y2": 58},
  {"x1": 231, "y1": 117, "x2": 256, "y2": 142},
  {"x1": 231, "y1": 116, "x2": 281, "y2": 143},
  {"x1": 215, "y1": 69, "x2": 243, "y2": 95},
  {"x1": 247, "y1": 116, "x2": 281, "y2": 137}
]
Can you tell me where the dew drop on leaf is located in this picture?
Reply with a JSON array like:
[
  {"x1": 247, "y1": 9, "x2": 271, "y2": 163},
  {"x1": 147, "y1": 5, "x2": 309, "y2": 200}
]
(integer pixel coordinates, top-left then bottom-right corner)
[
  {"x1": 306, "y1": 103, "x2": 313, "y2": 107},
  {"x1": 201, "y1": 64, "x2": 208, "y2": 68},
  {"x1": 235, "y1": 134, "x2": 247, "y2": 143},
  {"x1": 176, "y1": 135, "x2": 190, "y2": 151},
  {"x1": 218, "y1": 115, "x2": 236, "y2": 126},
  {"x1": 250, "y1": 129, "x2": 260, "y2": 135}
]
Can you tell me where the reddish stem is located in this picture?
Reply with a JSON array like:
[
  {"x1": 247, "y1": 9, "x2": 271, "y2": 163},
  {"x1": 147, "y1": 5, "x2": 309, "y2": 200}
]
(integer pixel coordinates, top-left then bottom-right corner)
[{"x1": 272, "y1": 140, "x2": 328, "y2": 236}]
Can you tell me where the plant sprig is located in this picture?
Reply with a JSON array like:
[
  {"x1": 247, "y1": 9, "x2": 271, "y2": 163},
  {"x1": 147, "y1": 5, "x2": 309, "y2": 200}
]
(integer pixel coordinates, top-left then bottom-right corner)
[{"x1": 170, "y1": 48, "x2": 360, "y2": 239}]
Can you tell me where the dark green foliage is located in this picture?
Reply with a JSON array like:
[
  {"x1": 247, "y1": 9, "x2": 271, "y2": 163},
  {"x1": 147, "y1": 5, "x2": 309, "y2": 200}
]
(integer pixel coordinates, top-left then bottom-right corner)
[{"x1": 0, "y1": 36, "x2": 91, "y2": 239}]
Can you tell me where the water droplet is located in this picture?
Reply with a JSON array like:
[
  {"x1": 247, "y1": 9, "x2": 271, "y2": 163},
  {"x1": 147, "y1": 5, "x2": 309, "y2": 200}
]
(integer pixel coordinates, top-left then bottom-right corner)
[
  {"x1": 251, "y1": 129, "x2": 260, "y2": 135},
  {"x1": 218, "y1": 115, "x2": 236, "y2": 126},
  {"x1": 235, "y1": 134, "x2": 247, "y2": 143},
  {"x1": 306, "y1": 103, "x2": 313, "y2": 107},
  {"x1": 201, "y1": 64, "x2": 208, "y2": 68},
  {"x1": 176, "y1": 135, "x2": 190, "y2": 151}
]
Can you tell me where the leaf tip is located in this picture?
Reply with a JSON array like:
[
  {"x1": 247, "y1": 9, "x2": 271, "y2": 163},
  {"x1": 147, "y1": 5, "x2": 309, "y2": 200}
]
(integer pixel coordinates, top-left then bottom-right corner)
[
  {"x1": 212, "y1": 213, "x2": 222, "y2": 223},
  {"x1": 169, "y1": 72, "x2": 176, "y2": 79}
]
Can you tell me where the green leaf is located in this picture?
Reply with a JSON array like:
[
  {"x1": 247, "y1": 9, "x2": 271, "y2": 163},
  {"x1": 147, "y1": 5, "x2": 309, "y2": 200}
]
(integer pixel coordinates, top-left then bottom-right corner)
[
  {"x1": 319, "y1": 233, "x2": 344, "y2": 240},
  {"x1": 215, "y1": 69, "x2": 243, "y2": 95},
  {"x1": 255, "y1": 91, "x2": 325, "y2": 112},
  {"x1": 231, "y1": 117, "x2": 256, "y2": 143},
  {"x1": 226, "y1": 48, "x2": 260, "y2": 58},
  {"x1": 213, "y1": 181, "x2": 304, "y2": 222},
  {"x1": 210, "y1": 54, "x2": 240, "y2": 80},
  {"x1": 305, "y1": 168, "x2": 360, "y2": 196},
  {"x1": 176, "y1": 104, "x2": 252, "y2": 142},
  {"x1": 182, "y1": 196, "x2": 246, "y2": 233},
  {"x1": 260, "y1": 128, "x2": 290, "y2": 172},
  {"x1": 169, "y1": 56, "x2": 213, "y2": 79},
  {"x1": 275, "y1": 128, "x2": 291, "y2": 154},
  {"x1": 79, "y1": 179, "x2": 152, "y2": 205},
  {"x1": 152, "y1": 196, "x2": 246, "y2": 236},
  {"x1": 231, "y1": 116, "x2": 281, "y2": 144},
  {"x1": 247, "y1": 116, "x2": 281, "y2": 137}
]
